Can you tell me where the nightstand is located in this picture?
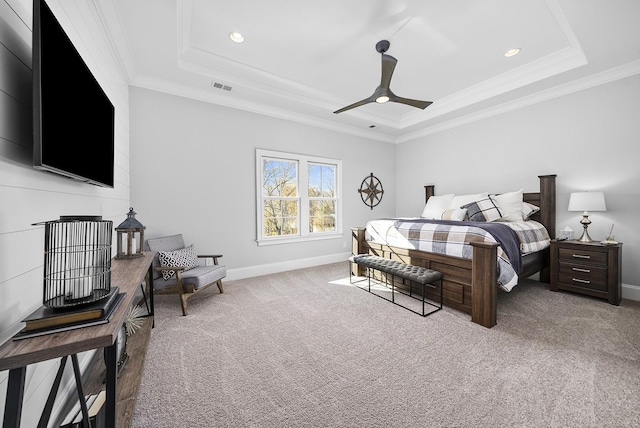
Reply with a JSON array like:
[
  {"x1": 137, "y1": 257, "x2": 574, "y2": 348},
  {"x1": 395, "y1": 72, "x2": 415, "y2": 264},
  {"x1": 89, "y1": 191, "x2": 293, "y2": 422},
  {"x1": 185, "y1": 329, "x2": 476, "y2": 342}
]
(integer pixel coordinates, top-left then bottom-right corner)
[{"x1": 550, "y1": 239, "x2": 622, "y2": 305}]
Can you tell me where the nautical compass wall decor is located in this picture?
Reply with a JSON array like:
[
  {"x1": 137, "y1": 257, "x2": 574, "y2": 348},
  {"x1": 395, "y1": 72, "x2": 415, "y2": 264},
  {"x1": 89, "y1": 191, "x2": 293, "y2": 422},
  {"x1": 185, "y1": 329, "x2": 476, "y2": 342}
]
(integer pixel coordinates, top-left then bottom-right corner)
[{"x1": 358, "y1": 173, "x2": 384, "y2": 210}]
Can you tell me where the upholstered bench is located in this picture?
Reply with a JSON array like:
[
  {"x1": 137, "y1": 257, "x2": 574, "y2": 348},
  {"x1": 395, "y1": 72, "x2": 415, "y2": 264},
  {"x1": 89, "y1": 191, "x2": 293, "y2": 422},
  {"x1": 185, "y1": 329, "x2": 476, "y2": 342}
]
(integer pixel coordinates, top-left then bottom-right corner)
[{"x1": 350, "y1": 254, "x2": 443, "y2": 317}]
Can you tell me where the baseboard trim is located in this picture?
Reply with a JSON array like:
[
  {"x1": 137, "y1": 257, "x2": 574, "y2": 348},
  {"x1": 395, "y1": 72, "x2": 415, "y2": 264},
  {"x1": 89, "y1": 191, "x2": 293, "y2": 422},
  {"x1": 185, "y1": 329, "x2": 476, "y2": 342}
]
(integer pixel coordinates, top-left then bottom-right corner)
[
  {"x1": 226, "y1": 252, "x2": 351, "y2": 281},
  {"x1": 622, "y1": 283, "x2": 640, "y2": 302}
]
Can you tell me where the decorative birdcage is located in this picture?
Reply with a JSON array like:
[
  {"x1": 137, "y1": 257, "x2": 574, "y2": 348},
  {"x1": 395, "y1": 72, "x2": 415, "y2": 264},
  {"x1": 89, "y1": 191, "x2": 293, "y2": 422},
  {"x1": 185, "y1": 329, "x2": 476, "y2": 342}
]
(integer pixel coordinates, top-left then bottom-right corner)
[{"x1": 38, "y1": 216, "x2": 113, "y2": 308}]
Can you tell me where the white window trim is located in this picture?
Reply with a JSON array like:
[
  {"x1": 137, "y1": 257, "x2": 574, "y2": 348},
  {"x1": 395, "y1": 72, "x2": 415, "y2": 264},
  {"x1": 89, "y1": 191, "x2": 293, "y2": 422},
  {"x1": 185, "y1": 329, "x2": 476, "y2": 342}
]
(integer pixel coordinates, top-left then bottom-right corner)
[{"x1": 256, "y1": 149, "x2": 343, "y2": 246}]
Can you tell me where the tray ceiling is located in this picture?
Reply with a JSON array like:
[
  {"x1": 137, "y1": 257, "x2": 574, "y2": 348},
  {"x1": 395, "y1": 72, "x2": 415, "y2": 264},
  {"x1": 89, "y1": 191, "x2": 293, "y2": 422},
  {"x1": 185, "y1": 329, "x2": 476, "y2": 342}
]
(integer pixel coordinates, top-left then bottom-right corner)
[{"x1": 101, "y1": 0, "x2": 640, "y2": 143}]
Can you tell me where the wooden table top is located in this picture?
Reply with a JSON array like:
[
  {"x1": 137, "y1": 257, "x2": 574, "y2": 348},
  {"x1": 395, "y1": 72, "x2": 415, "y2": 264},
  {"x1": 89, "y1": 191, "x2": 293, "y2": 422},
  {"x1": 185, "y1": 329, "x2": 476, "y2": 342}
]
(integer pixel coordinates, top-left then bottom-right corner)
[{"x1": 0, "y1": 253, "x2": 154, "y2": 371}]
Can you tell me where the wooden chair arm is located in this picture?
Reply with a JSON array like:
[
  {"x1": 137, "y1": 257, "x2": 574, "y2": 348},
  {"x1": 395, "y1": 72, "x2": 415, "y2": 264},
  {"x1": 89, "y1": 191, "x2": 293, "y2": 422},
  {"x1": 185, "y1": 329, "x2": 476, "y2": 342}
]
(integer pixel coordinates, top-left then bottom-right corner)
[
  {"x1": 154, "y1": 266, "x2": 188, "y2": 272},
  {"x1": 198, "y1": 254, "x2": 223, "y2": 265}
]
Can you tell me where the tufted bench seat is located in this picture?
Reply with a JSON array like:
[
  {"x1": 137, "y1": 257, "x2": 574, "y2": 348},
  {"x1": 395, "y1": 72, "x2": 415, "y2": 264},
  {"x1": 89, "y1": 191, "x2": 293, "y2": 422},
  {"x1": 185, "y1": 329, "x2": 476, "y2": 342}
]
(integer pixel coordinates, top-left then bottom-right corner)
[{"x1": 350, "y1": 254, "x2": 443, "y2": 317}]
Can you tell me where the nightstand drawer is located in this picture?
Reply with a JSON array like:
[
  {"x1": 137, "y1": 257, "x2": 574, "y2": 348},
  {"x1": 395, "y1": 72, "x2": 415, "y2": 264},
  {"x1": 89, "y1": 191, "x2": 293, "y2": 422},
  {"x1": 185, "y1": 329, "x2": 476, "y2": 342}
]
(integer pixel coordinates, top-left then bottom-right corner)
[
  {"x1": 558, "y1": 248, "x2": 607, "y2": 266},
  {"x1": 550, "y1": 240, "x2": 622, "y2": 305},
  {"x1": 558, "y1": 264, "x2": 607, "y2": 291}
]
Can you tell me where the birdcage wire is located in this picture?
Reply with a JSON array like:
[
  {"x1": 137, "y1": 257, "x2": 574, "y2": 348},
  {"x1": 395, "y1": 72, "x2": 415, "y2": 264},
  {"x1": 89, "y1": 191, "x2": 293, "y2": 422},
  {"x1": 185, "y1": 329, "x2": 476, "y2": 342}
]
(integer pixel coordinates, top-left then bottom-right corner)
[{"x1": 38, "y1": 216, "x2": 113, "y2": 308}]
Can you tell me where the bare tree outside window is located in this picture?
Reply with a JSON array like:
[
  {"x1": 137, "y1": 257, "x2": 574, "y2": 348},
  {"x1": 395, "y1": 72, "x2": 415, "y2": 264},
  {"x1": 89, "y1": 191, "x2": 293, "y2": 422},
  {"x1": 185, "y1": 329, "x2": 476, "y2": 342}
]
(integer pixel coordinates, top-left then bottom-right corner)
[
  {"x1": 262, "y1": 159, "x2": 298, "y2": 236},
  {"x1": 257, "y1": 149, "x2": 341, "y2": 245},
  {"x1": 308, "y1": 163, "x2": 336, "y2": 232}
]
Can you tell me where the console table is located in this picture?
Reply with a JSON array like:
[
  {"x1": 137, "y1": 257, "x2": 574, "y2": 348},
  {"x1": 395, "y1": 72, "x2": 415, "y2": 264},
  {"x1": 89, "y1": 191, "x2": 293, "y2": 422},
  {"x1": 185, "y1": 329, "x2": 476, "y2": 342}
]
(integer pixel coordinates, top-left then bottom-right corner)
[{"x1": 0, "y1": 253, "x2": 154, "y2": 428}]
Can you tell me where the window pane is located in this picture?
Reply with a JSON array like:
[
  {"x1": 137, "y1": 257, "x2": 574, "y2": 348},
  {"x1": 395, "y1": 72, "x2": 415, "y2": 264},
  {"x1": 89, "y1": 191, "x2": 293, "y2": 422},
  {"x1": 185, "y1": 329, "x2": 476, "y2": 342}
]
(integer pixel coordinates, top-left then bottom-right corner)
[
  {"x1": 308, "y1": 163, "x2": 335, "y2": 197},
  {"x1": 309, "y1": 200, "x2": 336, "y2": 233},
  {"x1": 263, "y1": 159, "x2": 297, "y2": 197},
  {"x1": 263, "y1": 199, "x2": 299, "y2": 236}
]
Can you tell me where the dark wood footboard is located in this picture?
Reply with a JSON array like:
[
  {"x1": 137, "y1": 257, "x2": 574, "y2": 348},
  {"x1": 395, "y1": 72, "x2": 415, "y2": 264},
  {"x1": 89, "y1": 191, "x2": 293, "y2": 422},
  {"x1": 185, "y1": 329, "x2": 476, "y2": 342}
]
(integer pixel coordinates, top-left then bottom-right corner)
[
  {"x1": 352, "y1": 174, "x2": 556, "y2": 329},
  {"x1": 351, "y1": 228, "x2": 498, "y2": 327}
]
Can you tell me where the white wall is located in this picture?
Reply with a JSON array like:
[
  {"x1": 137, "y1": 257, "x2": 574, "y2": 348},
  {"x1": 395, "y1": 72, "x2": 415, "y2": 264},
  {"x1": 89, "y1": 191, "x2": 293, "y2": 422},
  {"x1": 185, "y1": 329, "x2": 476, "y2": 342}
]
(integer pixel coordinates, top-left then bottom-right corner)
[
  {"x1": 0, "y1": 0, "x2": 130, "y2": 425},
  {"x1": 129, "y1": 87, "x2": 396, "y2": 279},
  {"x1": 395, "y1": 75, "x2": 640, "y2": 292}
]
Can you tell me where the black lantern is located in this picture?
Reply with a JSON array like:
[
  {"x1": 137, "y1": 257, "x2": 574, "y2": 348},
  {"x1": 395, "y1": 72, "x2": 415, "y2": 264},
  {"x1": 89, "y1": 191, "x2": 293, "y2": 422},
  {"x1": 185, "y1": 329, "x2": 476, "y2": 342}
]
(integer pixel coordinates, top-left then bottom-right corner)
[{"x1": 115, "y1": 208, "x2": 145, "y2": 259}]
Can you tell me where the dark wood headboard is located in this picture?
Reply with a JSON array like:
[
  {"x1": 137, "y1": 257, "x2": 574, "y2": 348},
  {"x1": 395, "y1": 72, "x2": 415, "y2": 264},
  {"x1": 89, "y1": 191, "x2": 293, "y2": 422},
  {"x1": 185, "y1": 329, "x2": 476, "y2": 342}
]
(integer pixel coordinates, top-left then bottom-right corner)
[{"x1": 424, "y1": 174, "x2": 556, "y2": 239}]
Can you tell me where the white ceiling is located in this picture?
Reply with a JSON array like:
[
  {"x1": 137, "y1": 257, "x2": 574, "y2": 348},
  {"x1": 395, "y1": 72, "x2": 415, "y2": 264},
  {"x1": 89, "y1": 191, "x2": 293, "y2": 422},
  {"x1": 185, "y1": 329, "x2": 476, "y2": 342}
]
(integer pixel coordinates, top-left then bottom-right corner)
[{"x1": 101, "y1": 0, "x2": 640, "y2": 143}]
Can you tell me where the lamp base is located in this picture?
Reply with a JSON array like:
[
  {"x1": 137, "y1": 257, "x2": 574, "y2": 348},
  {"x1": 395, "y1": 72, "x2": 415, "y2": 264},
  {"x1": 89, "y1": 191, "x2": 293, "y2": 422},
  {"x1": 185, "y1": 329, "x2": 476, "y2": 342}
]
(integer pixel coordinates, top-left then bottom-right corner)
[
  {"x1": 577, "y1": 212, "x2": 595, "y2": 243},
  {"x1": 577, "y1": 229, "x2": 595, "y2": 243}
]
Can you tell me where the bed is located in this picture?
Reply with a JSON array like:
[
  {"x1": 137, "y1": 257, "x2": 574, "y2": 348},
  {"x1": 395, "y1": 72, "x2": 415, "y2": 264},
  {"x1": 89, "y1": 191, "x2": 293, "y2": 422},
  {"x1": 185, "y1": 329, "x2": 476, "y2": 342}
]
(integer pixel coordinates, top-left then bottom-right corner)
[{"x1": 351, "y1": 174, "x2": 556, "y2": 328}]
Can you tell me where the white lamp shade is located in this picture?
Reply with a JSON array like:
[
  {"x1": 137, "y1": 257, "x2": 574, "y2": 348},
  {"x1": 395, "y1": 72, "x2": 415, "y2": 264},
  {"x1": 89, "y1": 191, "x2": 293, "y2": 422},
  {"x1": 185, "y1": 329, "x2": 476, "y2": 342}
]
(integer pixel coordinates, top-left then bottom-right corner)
[{"x1": 568, "y1": 192, "x2": 606, "y2": 212}]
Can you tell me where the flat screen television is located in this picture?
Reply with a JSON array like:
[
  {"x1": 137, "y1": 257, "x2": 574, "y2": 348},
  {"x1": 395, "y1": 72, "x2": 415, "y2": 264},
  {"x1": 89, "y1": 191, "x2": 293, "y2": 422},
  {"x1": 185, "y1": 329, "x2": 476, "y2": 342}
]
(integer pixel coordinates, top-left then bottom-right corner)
[{"x1": 33, "y1": 0, "x2": 115, "y2": 188}]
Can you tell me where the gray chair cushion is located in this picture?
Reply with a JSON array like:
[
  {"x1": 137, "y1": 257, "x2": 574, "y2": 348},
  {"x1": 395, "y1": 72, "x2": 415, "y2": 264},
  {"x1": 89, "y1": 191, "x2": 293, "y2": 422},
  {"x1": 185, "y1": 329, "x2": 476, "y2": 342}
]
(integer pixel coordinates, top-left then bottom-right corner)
[{"x1": 153, "y1": 265, "x2": 227, "y2": 291}]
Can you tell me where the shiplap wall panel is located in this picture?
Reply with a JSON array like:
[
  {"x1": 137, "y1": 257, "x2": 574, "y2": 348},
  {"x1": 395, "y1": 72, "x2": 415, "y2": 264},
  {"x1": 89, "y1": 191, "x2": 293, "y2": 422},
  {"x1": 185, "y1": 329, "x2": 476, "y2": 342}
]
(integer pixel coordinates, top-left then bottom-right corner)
[{"x1": 0, "y1": 0, "x2": 131, "y2": 425}]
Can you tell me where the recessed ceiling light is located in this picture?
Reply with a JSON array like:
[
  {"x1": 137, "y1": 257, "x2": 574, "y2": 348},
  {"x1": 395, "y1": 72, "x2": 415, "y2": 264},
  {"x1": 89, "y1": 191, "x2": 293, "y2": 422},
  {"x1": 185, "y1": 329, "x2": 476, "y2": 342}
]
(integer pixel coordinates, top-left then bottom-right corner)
[
  {"x1": 504, "y1": 48, "x2": 521, "y2": 58},
  {"x1": 229, "y1": 32, "x2": 244, "y2": 43}
]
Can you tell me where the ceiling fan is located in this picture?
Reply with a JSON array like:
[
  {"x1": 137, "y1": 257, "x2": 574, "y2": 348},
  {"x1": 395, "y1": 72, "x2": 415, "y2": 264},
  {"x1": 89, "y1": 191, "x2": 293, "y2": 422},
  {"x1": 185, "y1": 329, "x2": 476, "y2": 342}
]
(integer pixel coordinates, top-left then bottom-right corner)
[{"x1": 333, "y1": 40, "x2": 433, "y2": 114}]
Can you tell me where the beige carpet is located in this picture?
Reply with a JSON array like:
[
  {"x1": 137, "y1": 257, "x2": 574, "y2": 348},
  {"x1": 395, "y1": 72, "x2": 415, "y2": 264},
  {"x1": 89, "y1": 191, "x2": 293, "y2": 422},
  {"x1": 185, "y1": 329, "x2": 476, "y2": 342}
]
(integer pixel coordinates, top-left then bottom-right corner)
[{"x1": 131, "y1": 262, "x2": 640, "y2": 427}]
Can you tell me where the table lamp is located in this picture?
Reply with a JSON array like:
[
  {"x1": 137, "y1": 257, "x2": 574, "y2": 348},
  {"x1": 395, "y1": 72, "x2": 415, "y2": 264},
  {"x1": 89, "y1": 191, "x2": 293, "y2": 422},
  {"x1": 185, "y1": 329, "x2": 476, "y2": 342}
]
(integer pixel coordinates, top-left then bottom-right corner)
[{"x1": 568, "y1": 191, "x2": 606, "y2": 243}]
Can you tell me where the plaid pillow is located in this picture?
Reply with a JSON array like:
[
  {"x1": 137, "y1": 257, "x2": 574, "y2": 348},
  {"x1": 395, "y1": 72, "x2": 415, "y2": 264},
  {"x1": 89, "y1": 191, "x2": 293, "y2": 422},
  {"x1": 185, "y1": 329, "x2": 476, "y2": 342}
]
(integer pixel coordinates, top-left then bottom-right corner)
[
  {"x1": 522, "y1": 202, "x2": 540, "y2": 220},
  {"x1": 462, "y1": 197, "x2": 502, "y2": 222},
  {"x1": 158, "y1": 244, "x2": 198, "y2": 280}
]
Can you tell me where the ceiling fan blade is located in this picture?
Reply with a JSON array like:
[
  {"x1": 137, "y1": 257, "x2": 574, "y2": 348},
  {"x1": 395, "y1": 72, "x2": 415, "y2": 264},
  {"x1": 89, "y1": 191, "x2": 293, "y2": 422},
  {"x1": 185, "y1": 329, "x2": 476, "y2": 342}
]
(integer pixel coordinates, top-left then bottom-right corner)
[
  {"x1": 393, "y1": 97, "x2": 433, "y2": 110},
  {"x1": 333, "y1": 96, "x2": 375, "y2": 114},
  {"x1": 380, "y1": 54, "x2": 397, "y2": 89}
]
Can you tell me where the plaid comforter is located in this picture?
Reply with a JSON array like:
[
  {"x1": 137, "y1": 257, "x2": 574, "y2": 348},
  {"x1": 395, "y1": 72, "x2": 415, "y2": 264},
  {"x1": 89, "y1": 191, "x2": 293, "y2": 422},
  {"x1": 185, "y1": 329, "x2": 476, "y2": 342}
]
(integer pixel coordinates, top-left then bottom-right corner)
[{"x1": 365, "y1": 219, "x2": 550, "y2": 292}]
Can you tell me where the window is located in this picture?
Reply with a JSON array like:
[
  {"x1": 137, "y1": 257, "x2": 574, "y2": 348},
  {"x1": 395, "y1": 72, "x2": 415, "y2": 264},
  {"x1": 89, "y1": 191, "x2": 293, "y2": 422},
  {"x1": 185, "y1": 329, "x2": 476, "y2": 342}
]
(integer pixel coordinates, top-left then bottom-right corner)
[{"x1": 257, "y1": 149, "x2": 342, "y2": 245}]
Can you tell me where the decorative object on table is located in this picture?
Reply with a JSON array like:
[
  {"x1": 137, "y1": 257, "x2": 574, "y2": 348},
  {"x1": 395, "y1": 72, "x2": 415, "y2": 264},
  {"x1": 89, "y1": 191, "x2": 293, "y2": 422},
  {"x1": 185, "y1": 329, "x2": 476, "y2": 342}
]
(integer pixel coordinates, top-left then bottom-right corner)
[
  {"x1": 115, "y1": 207, "x2": 146, "y2": 259},
  {"x1": 557, "y1": 226, "x2": 574, "y2": 241},
  {"x1": 22, "y1": 287, "x2": 120, "y2": 332},
  {"x1": 358, "y1": 173, "x2": 384, "y2": 210},
  {"x1": 601, "y1": 224, "x2": 618, "y2": 245},
  {"x1": 123, "y1": 304, "x2": 146, "y2": 336},
  {"x1": 33, "y1": 216, "x2": 112, "y2": 308},
  {"x1": 14, "y1": 288, "x2": 123, "y2": 340},
  {"x1": 567, "y1": 191, "x2": 606, "y2": 243},
  {"x1": 102, "y1": 304, "x2": 145, "y2": 377}
]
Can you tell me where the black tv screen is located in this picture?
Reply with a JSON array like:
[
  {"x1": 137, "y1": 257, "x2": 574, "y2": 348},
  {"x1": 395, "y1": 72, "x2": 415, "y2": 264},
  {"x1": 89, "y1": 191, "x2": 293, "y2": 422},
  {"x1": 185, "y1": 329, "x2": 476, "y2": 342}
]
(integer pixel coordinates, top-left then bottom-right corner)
[{"x1": 33, "y1": 0, "x2": 115, "y2": 188}]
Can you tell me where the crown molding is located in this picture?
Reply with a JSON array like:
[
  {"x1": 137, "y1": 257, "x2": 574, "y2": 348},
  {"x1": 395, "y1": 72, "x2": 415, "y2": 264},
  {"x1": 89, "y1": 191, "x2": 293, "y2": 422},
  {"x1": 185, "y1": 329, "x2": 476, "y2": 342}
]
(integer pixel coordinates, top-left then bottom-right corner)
[
  {"x1": 131, "y1": 75, "x2": 397, "y2": 144},
  {"x1": 396, "y1": 60, "x2": 640, "y2": 144}
]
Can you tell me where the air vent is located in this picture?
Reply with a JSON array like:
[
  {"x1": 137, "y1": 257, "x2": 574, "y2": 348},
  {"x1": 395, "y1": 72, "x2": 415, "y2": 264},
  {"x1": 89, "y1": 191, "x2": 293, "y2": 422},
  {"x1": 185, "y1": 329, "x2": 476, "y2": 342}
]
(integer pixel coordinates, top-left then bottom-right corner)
[{"x1": 211, "y1": 82, "x2": 232, "y2": 91}]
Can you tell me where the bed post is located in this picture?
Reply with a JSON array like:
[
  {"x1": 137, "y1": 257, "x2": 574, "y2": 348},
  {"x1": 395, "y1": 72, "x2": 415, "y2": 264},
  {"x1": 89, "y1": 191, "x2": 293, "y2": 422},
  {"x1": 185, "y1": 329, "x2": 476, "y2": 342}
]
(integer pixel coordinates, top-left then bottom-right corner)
[
  {"x1": 538, "y1": 174, "x2": 556, "y2": 239},
  {"x1": 470, "y1": 242, "x2": 498, "y2": 328},
  {"x1": 538, "y1": 174, "x2": 556, "y2": 283},
  {"x1": 351, "y1": 227, "x2": 366, "y2": 276},
  {"x1": 425, "y1": 185, "x2": 435, "y2": 202}
]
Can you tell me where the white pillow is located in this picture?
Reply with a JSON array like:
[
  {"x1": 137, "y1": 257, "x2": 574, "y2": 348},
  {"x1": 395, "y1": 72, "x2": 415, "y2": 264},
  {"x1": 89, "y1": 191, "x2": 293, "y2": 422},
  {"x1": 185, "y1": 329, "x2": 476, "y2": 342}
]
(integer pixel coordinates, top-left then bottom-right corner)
[
  {"x1": 494, "y1": 189, "x2": 523, "y2": 222},
  {"x1": 421, "y1": 194, "x2": 454, "y2": 219},
  {"x1": 450, "y1": 192, "x2": 488, "y2": 210},
  {"x1": 441, "y1": 208, "x2": 467, "y2": 221}
]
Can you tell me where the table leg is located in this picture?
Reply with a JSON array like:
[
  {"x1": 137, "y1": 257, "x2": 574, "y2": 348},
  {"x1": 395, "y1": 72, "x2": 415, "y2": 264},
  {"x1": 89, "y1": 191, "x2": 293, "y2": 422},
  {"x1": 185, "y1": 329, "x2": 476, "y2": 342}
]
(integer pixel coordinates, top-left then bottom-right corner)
[
  {"x1": 104, "y1": 342, "x2": 117, "y2": 428},
  {"x1": 3, "y1": 366, "x2": 26, "y2": 428}
]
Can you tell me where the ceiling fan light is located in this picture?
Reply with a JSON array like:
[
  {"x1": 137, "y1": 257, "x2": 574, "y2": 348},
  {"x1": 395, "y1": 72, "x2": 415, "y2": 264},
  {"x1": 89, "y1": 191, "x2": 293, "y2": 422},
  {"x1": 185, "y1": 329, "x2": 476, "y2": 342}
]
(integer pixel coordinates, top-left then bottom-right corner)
[
  {"x1": 375, "y1": 96, "x2": 390, "y2": 103},
  {"x1": 229, "y1": 32, "x2": 245, "y2": 43}
]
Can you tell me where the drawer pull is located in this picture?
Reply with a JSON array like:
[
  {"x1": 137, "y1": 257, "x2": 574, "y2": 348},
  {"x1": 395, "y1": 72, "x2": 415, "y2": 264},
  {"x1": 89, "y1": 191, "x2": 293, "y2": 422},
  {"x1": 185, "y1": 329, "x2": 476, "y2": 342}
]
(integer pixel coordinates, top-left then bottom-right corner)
[
  {"x1": 572, "y1": 278, "x2": 591, "y2": 284},
  {"x1": 572, "y1": 254, "x2": 591, "y2": 259},
  {"x1": 572, "y1": 267, "x2": 591, "y2": 273}
]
